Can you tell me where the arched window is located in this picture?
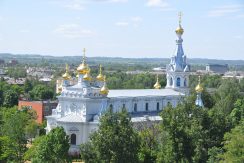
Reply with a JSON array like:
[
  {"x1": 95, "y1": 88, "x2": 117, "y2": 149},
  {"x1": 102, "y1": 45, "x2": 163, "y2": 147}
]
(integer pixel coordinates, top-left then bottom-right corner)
[
  {"x1": 109, "y1": 104, "x2": 113, "y2": 110},
  {"x1": 184, "y1": 78, "x2": 187, "y2": 87},
  {"x1": 170, "y1": 77, "x2": 173, "y2": 86},
  {"x1": 177, "y1": 77, "x2": 181, "y2": 87},
  {"x1": 134, "y1": 103, "x2": 137, "y2": 112},
  {"x1": 145, "y1": 103, "x2": 149, "y2": 111},
  {"x1": 71, "y1": 133, "x2": 76, "y2": 145},
  {"x1": 157, "y1": 102, "x2": 160, "y2": 111}
]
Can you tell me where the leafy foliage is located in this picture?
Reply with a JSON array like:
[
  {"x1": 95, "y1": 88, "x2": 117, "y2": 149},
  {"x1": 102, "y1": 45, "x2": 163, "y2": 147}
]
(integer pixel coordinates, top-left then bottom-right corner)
[
  {"x1": 25, "y1": 127, "x2": 70, "y2": 163},
  {"x1": 80, "y1": 109, "x2": 140, "y2": 163}
]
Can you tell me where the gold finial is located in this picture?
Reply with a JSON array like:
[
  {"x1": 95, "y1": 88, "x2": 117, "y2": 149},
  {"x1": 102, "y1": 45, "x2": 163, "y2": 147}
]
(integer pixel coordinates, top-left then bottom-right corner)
[
  {"x1": 65, "y1": 63, "x2": 69, "y2": 72},
  {"x1": 154, "y1": 74, "x2": 161, "y2": 89},
  {"x1": 83, "y1": 67, "x2": 92, "y2": 81},
  {"x1": 176, "y1": 12, "x2": 184, "y2": 35},
  {"x1": 96, "y1": 64, "x2": 104, "y2": 81},
  {"x1": 62, "y1": 64, "x2": 71, "y2": 80},
  {"x1": 195, "y1": 75, "x2": 203, "y2": 93},
  {"x1": 82, "y1": 48, "x2": 86, "y2": 64},
  {"x1": 77, "y1": 48, "x2": 89, "y2": 74},
  {"x1": 100, "y1": 75, "x2": 109, "y2": 95}
]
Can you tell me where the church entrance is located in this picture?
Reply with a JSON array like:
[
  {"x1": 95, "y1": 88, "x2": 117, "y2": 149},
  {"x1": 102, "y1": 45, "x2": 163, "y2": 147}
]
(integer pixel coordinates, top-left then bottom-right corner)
[{"x1": 71, "y1": 133, "x2": 76, "y2": 145}]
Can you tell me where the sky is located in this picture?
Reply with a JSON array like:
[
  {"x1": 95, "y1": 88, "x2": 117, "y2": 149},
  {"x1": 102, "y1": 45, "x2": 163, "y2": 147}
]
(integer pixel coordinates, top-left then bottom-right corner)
[{"x1": 0, "y1": 0, "x2": 243, "y2": 60}]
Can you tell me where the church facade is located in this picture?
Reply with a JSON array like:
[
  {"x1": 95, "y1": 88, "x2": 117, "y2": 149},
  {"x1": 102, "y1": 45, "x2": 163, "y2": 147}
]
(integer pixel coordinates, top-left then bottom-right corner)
[{"x1": 46, "y1": 17, "x2": 199, "y2": 153}]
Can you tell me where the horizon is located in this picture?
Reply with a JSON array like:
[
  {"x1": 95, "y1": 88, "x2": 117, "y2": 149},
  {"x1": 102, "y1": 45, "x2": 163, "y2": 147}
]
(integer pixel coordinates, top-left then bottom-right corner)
[{"x1": 0, "y1": 0, "x2": 243, "y2": 60}]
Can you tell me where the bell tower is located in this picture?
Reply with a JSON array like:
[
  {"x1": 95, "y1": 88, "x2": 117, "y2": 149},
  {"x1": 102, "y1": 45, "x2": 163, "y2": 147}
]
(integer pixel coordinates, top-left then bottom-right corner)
[{"x1": 166, "y1": 12, "x2": 190, "y2": 91}]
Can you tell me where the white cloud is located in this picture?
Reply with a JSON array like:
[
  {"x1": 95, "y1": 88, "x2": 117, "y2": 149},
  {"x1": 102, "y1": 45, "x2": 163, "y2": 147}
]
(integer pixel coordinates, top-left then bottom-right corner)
[
  {"x1": 65, "y1": 3, "x2": 84, "y2": 10},
  {"x1": 208, "y1": 4, "x2": 243, "y2": 17},
  {"x1": 54, "y1": 24, "x2": 95, "y2": 38},
  {"x1": 20, "y1": 29, "x2": 30, "y2": 33},
  {"x1": 115, "y1": 21, "x2": 129, "y2": 27},
  {"x1": 146, "y1": 0, "x2": 172, "y2": 10},
  {"x1": 130, "y1": 16, "x2": 143, "y2": 27},
  {"x1": 93, "y1": 0, "x2": 128, "y2": 3},
  {"x1": 115, "y1": 16, "x2": 143, "y2": 28}
]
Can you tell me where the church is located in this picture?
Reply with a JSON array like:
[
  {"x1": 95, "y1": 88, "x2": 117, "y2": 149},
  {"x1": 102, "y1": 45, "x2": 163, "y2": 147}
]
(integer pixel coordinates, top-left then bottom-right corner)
[{"x1": 46, "y1": 16, "x2": 204, "y2": 153}]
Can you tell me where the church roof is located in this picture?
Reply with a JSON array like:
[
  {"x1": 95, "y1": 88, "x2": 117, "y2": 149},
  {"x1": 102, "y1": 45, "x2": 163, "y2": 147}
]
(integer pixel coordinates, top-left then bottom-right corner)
[
  {"x1": 57, "y1": 114, "x2": 84, "y2": 123},
  {"x1": 107, "y1": 88, "x2": 184, "y2": 98}
]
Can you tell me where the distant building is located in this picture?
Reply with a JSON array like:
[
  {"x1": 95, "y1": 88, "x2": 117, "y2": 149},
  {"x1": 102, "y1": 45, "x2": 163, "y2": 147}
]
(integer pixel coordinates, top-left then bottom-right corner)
[
  {"x1": 8, "y1": 59, "x2": 18, "y2": 66},
  {"x1": 0, "y1": 59, "x2": 5, "y2": 65},
  {"x1": 206, "y1": 64, "x2": 228, "y2": 74},
  {"x1": 18, "y1": 100, "x2": 58, "y2": 123},
  {"x1": 0, "y1": 69, "x2": 6, "y2": 77}
]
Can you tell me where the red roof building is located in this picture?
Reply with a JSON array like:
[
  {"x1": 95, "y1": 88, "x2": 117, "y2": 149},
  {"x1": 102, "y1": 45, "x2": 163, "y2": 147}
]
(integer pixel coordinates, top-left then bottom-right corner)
[{"x1": 18, "y1": 100, "x2": 58, "y2": 124}]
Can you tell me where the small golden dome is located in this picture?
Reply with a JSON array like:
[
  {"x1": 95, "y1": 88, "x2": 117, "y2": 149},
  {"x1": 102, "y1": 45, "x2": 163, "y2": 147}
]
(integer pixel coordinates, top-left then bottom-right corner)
[
  {"x1": 175, "y1": 25, "x2": 184, "y2": 35},
  {"x1": 175, "y1": 12, "x2": 184, "y2": 35},
  {"x1": 77, "y1": 48, "x2": 89, "y2": 74},
  {"x1": 100, "y1": 76, "x2": 109, "y2": 95},
  {"x1": 96, "y1": 64, "x2": 104, "y2": 81},
  {"x1": 195, "y1": 76, "x2": 203, "y2": 93},
  {"x1": 83, "y1": 68, "x2": 92, "y2": 81},
  {"x1": 195, "y1": 84, "x2": 203, "y2": 93},
  {"x1": 62, "y1": 64, "x2": 71, "y2": 80},
  {"x1": 154, "y1": 74, "x2": 161, "y2": 89}
]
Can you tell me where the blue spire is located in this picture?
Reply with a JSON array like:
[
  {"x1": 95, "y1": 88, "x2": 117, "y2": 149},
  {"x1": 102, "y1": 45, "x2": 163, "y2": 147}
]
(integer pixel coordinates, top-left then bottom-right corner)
[{"x1": 168, "y1": 13, "x2": 189, "y2": 72}]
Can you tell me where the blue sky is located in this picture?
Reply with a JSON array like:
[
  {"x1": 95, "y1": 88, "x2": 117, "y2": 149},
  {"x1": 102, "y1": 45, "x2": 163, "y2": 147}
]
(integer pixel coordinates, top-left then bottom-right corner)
[{"x1": 0, "y1": 0, "x2": 243, "y2": 59}]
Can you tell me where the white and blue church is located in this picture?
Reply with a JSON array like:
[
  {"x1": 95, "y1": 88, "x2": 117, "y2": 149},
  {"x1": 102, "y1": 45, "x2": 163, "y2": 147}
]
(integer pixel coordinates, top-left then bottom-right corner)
[{"x1": 46, "y1": 16, "x2": 204, "y2": 153}]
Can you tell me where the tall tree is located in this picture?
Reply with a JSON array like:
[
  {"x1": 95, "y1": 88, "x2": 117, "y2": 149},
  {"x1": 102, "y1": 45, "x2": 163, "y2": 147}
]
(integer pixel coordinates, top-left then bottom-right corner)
[
  {"x1": 157, "y1": 101, "x2": 210, "y2": 163},
  {"x1": 25, "y1": 127, "x2": 70, "y2": 163},
  {"x1": 218, "y1": 120, "x2": 244, "y2": 162},
  {"x1": 30, "y1": 84, "x2": 54, "y2": 100},
  {"x1": 3, "y1": 90, "x2": 18, "y2": 107},
  {"x1": 80, "y1": 109, "x2": 140, "y2": 163}
]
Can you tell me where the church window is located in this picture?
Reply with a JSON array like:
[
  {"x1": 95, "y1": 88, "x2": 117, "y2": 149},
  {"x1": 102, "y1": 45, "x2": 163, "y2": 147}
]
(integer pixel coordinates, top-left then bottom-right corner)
[
  {"x1": 170, "y1": 77, "x2": 173, "y2": 86},
  {"x1": 177, "y1": 77, "x2": 181, "y2": 87},
  {"x1": 71, "y1": 134, "x2": 76, "y2": 145},
  {"x1": 145, "y1": 103, "x2": 149, "y2": 111},
  {"x1": 184, "y1": 78, "x2": 187, "y2": 87},
  {"x1": 109, "y1": 104, "x2": 113, "y2": 110},
  {"x1": 134, "y1": 103, "x2": 137, "y2": 112},
  {"x1": 123, "y1": 104, "x2": 125, "y2": 108},
  {"x1": 157, "y1": 102, "x2": 160, "y2": 111}
]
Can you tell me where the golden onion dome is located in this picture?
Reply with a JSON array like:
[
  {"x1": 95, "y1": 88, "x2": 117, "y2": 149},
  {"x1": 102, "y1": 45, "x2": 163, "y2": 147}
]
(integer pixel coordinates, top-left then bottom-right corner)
[
  {"x1": 100, "y1": 76, "x2": 109, "y2": 95},
  {"x1": 96, "y1": 64, "x2": 104, "y2": 81},
  {"x1": 83, "y1": 68, "x2": 92, "y2": 81},
  {"x1": 77, "y1": 48, "x2": 89, "y2": 74},
  {"x1": 175, "y1": 25, "x2": 184, "y2": 35},
  {"x1": 175, "y1": 12, "x2": 184, "y2": 35},
  {"x1": 62, "y1": 64, "x2": 71, "y2": 80},
  {"x1": 195, "y1": 84, "x2": 203, "y2": 93},
  {"x1": 154, "y1": 74, "x2": 161, "y2": 89},
  {"x1": 195, "y1": 76, "x2": 203, "y2": 93}
]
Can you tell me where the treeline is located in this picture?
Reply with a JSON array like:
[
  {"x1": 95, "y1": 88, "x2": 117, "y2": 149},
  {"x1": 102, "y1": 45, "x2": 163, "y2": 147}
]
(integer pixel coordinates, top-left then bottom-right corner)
[
  {"x1": 0, "y1": 78, "x2": 56, "y2": 107},
  {"x1": 7, "y1": 78, "x2": 243, "y2": 163}
]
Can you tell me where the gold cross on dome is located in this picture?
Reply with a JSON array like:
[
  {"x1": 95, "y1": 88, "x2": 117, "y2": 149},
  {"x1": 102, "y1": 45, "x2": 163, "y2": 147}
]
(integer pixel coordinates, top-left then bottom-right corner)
[{"x1": 178, "y1": 12, "x2": 183, "y2": 25}]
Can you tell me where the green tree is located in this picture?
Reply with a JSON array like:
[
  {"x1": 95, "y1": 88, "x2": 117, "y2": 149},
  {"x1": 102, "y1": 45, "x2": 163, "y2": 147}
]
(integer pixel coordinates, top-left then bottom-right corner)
[
  {"x1": 30, "y1": 84, "x2": 54, "y2": 100},
  {"x1": 157, "y1": 101, "x2": 210, "y2": 163},
  {"x1": 2, "y1": 108, "x2": 29, "y2": 162},
  {"x1": 0, "y1": 90, "x2": 3, "y2": 106},
  {"x1": 138, "y1": 123, "x2": 159, "y2": 163},
  {"x1": 218, "y1": 120, "x2": 244, "y2": 162},
  {"x1": 23, "y1": 79, "x2": 33, "y2": 93},
  {"x1": 0, "y1": 136, "x2": 15, "y2": 162},
  {"x1": 3, "y1": 90, "x2": 19, "y2": 107},
  {"x1": 80, "y1": 109, "x2": 140, "y2": 163},
  {"x1": 25, "y1": 127, "x2": 70, "y2": 163}
]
